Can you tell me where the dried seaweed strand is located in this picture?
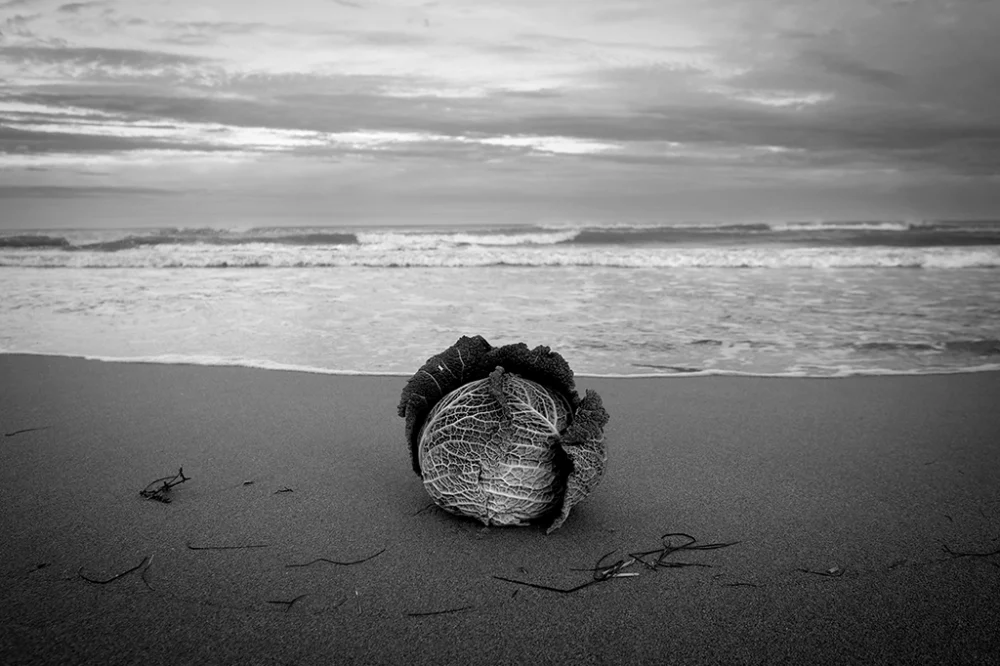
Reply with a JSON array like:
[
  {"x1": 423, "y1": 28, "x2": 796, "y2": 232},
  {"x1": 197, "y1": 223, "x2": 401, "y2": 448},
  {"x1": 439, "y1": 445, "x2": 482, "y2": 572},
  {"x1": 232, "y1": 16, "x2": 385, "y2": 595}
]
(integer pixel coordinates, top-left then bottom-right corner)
[
  {"x1": 406, "y1": 605, "x2": 474, "y2": 617},
  {"x1": 660, "y1": 532, "x2": 741, "y2": 551},
  {"x1": 495, "y1": 549, "x2": 635, "y2": 594},
  {"x1": 574, "y1": 535, "x2": 738, "y2": 575},
  {"x1": 186, "y1": 541, "x2": 270, "y2": 551},
  {"x1": 627, "y1": 552, "x2": 661, "y2": 571},
  {"x1": 79, "y1": 555, "x2": 150, "y2": 584},
  {"x1": 492, "y1": 575, "x2": 600, "y2": 594},
  {"x1": 498, "y1": 532, "x2": 739, "y2": 594},
  {"x1": 267, "y1": 594, "x2": 309, "y2": 611},
  {"x1": 4, "y1": 426, "x2": 52, "y2": 438},
  {"x1": 140, "y1": 468, "x2": 190, "y2": 503},
  {"x1": 941, "y1": 544, "x2": 1000, "y2": 558},
  {"x1": 286, "y1": 548, "x2": 386, "y2": 568}
]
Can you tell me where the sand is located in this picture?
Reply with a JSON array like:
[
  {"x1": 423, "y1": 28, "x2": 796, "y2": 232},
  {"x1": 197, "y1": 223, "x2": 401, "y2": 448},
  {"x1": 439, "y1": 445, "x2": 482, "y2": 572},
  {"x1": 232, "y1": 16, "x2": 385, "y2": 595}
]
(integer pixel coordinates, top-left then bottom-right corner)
[{"x1": 1, "y1": 354, "x2": 999, "y2": 665}]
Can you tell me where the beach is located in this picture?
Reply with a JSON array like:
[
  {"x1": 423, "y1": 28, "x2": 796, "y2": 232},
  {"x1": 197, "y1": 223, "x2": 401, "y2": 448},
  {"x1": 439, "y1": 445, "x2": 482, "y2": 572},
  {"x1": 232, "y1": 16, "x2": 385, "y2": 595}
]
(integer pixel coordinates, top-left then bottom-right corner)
[{"x1": 2, "y1": 354, "x2": 998, "y2": 665}]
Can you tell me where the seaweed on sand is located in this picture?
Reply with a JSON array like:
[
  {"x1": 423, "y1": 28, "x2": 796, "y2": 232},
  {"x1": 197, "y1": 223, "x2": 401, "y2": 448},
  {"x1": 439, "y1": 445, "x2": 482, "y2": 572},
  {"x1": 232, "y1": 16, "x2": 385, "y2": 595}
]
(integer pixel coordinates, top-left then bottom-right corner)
[
  {"x1": 494, "y1": 532, "x2": 740, "y2": 594},
  {"x1": 140, "y1": 468, "x2": 190, "y2": 503}
]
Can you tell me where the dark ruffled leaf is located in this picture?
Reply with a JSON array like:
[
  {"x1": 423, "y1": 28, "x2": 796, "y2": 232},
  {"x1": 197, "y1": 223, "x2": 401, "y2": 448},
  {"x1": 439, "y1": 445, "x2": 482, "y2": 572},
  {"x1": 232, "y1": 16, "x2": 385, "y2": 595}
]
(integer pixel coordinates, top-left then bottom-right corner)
[
  {"x1": 488, "y1": 342, "x2": 577, "y2": 405},
  {"x1": 547, "y1": 390, "x2": 610, "y2": 533},
  {"x1": 398, "y1": 335, "x2": 495, "y2": 474}
]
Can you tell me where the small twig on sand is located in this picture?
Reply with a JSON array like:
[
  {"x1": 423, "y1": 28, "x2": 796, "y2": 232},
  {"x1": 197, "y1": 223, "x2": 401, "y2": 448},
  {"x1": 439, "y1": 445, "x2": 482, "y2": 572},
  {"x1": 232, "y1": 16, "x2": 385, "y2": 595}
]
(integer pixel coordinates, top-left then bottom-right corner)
[
  {"x1": 286, "y1": 548, "x2": 386, "y2": 568},
  {"x1": 407, "y1": 605, "x2": 474, "y2": 617},
  {"x1": 4, "y1": 426, "x2": 52, "y2": 438},
  {"x1": 140, "y1": 468, "x2": 190, "y2": 503},
  {"x1": 797, "y1": 567, "x2": 845, "y2": 577},
  {"x1": 79, "y1": 556, "x2": 150, "y2": 584},
  {"x1": 267, "y1": 594, "x2": 309, "y2": 611},
  {"x1": 186, "y1": 541, "x2": 270, "y2": 551},
  {"x1": 140, "y1": 556, "x2": 155, "y2": 591},
  {"x1": 273, "y1": 487, "x2": 294, "y2": 494},
  {"x1": 941, "y1": 544, "x2": 1000, "y2": 559}
]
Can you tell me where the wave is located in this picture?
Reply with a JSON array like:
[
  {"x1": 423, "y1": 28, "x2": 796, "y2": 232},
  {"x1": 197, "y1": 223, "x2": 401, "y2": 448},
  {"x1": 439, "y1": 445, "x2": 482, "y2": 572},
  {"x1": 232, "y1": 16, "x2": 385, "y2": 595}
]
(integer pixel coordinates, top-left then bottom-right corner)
[
  {"x1": 2, "y1": 245, "x2": 998, "y2": 268},
  {"x1": 3, "y1": 220, "x2": 999, "y2": 254},
  {"x1": 79, "y1": 230, "x2": 359, "y2": 251},
  {"x1": 853, "y1": 339, "x2": 1000, "y2": 355},
  {"x1": 0, "y1": 234, "x2": 72, "y2": 249},
  {"x1": 560, "y1": 221, "x2": 1000, "y2": 247},
  {"x1": 354, "y1": 229, "x2": 578, "y2": 250}
]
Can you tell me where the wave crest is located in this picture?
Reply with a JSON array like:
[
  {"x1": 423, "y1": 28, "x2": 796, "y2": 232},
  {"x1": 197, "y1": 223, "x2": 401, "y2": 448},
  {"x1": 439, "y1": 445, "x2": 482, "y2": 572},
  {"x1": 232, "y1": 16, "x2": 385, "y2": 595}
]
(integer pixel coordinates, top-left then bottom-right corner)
[{"x1": 2, "y1": 245, "x2": 998, "y2": 268}]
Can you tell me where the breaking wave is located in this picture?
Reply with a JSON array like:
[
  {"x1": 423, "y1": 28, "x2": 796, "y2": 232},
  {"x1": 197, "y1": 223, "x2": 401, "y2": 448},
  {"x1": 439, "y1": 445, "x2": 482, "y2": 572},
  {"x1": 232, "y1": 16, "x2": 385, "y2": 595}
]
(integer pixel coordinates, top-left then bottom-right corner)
[
  {"x1": 2, "y1": 221, "x2": 998, "y2": 268},
  {"x1": 1, "y1": 246, "x2": 998, "y2": 269}
]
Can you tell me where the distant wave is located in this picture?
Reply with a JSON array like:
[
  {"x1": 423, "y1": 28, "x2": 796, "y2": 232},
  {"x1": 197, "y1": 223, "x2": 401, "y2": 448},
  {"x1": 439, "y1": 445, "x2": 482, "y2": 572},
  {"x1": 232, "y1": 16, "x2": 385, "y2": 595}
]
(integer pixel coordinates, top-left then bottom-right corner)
[
  {"x1": 2, "y1": 245, "x2": 998, "y2": 268},
  {"x1": 0, "y1": 228, "x2": 359, "y2": 251},
  {"x1": 558, "y1": 221, "x2": 1000, "y2": 247},
  {"x1": 0, "y1": 235, "x2": 72, "y2": 249},
  {"x1": 354, "y1": 229, "x2": 578, "y2": 250},
  {"x1": 2, "y1": 220, "x2": 999, "y2": 253},
  {"x1": 2, "y1": 221, "x2": 999, "y2": 268},
  {"x1": 78, "y1": 230, "x2": 359, "y2": 252}
]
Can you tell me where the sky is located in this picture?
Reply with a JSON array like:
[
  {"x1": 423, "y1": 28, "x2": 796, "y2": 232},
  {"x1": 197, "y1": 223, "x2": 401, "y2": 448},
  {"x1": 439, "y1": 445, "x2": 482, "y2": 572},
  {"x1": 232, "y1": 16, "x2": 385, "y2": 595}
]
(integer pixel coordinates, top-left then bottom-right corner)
[{"x1": 1, "y1": 0, "x2": 999, "y2": 229}]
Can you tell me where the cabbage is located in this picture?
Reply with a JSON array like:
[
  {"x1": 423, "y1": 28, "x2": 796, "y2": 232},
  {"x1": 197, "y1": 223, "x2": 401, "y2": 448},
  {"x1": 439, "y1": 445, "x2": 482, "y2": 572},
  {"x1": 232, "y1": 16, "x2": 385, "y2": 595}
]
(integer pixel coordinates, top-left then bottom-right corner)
[{"x1": 398, "y1": 335, "x2": 609, "y2": 533}]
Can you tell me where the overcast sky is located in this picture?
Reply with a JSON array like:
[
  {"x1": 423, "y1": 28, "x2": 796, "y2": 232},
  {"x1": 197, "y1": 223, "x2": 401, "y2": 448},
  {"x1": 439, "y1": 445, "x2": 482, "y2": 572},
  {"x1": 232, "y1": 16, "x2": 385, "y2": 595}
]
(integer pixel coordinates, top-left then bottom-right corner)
[{"x1": 1, "y1": 0, "x2": 998, "y2": 228}]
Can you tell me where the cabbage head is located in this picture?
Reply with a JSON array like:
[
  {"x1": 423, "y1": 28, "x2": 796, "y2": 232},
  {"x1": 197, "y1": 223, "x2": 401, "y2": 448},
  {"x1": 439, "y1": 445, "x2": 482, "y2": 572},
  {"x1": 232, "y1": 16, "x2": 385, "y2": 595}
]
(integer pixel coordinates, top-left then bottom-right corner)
[{"x1": 398, "y1": 335, "x2": 609, "y2": 533}]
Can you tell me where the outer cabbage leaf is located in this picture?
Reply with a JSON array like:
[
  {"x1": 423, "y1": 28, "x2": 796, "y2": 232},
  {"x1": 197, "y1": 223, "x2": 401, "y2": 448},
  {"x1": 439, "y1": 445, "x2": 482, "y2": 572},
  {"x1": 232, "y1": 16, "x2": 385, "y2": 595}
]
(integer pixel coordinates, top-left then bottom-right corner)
[
  {"x1": 398, "y1": 336, "x2": 609, "y2": 532},
  {"x1": 546, "y1": 389, "x2": 609, "y2": 533}
]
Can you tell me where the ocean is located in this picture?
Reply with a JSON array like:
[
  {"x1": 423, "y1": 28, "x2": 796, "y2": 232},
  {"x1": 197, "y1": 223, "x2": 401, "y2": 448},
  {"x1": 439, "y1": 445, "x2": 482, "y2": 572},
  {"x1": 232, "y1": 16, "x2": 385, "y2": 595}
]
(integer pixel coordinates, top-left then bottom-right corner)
[{"x1": 2, "y1": 220, "x2": 999, "y2": 378}]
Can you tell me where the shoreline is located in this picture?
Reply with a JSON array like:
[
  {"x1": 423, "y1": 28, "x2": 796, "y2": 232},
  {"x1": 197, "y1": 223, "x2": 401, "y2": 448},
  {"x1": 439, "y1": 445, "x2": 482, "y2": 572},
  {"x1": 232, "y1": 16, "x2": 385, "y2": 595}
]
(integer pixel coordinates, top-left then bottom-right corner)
[
  {"x1": 3, "y1": 354, "x2": 999, "y2": 664},
  {"x1": 4, "y1": 350, "x2": 1000, "y2": 380}
]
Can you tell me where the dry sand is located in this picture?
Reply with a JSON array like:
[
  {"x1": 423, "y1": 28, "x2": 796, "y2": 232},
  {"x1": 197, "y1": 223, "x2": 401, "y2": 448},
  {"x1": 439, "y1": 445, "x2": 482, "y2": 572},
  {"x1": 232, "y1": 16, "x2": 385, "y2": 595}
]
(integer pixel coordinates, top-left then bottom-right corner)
[{"x1": 1, "y1": 354, "x2": 998, "y2": 665}]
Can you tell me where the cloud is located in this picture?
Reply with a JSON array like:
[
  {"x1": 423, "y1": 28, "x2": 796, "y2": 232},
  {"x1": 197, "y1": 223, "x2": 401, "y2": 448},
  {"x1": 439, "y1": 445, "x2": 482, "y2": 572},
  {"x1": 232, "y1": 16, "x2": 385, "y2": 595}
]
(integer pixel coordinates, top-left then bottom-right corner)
[
  {"x1": 707, "y1": 86, "x2": 834, "y2": 108},
  {"x1": 479, "y1": 135, "x2": 619, "y2": 155},
  {"x1": 0, "y1": 45, "x2": 219, "y2": 83},
  {"x1": 0, "y1": 184, "x2": 175, "y2": 197},
  {"x1": 1, "y1": 44, "x2": 213, "y2": 68},
  {"x1": 57, "y1": 2, "x2": 103, "y2": 13},
  {"x1": 0, "y1": 94, "x2": 628, "y2": 158},
  {"x1": 1, "y1": 0, "x2": 998, "y2": 223},
  {"x1": 1, "y1": 11, "x2": 40, "y2": 36},
  {"x1": 802, "y1": 49, "x2": 907, "y2": 90},
  {"x1": 157, "y1": 19, "x2": 272, "y2": 45}
]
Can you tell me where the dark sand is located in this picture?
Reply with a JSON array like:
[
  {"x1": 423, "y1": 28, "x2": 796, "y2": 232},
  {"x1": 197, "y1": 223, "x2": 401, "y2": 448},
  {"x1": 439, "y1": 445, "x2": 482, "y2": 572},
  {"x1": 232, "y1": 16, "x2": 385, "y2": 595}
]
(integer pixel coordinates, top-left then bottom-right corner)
[{"x1": 1, "y1": 354, "x2": 999, "y2": 665}]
